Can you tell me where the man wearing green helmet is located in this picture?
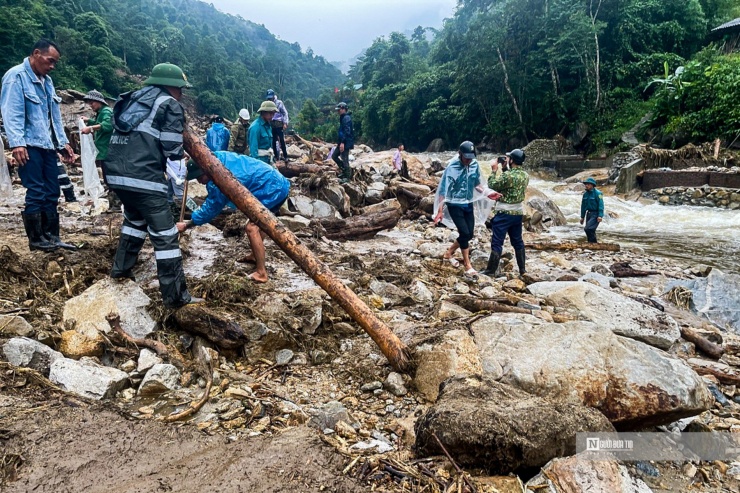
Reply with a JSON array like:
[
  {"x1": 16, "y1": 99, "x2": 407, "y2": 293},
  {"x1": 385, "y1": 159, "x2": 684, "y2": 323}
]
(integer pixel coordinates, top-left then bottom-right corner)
[
  {"x1": 580, "y1": 177, "x2": 604, "y2": 243},
  {"x1": 104, "y1": 62, "x2": 202, "y2": 309}
]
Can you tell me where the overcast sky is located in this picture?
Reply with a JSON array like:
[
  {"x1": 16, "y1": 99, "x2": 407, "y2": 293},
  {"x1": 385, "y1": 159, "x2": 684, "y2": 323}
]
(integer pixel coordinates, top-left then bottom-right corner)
[{"x1": 210, "y1": 0, "x2": 457, "y2": 63}]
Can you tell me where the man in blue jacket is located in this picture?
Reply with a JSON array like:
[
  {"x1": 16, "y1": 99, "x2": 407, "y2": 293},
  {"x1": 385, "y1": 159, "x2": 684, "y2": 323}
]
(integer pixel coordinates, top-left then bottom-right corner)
[
  {"x1": 205, "y1": 115, "x2": 230, "y2": 151},
  {"x1": 580, "y1": 177, "x2": 604, "y2": 243},
  {"x1": 332, "y1": 102, "x2": 354, "y2": 182},
  {"x1": 1, "y1": 39, "x2": 77, "y2": 252},
  {"x1": 176, "y1": 151, "x2": 290, "y2": 283}
]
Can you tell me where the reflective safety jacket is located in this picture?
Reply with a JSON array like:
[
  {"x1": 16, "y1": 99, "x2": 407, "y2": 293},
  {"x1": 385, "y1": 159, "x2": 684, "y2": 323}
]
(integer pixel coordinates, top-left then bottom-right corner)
[{"x1": 104, "y1": 86, "x2": 185, "y2": 196}]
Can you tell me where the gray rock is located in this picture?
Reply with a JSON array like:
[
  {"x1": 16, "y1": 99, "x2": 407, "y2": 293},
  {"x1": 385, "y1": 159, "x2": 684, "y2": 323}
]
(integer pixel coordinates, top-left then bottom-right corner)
[
  {"x1": 308, "y1": 401, "x2": 350, "y2": 430},
  {"x1": 426, "y1": 138, "x2": 444, "y2": 152},
  {"x1": 410, "y1": 280, "x2": 434, "y2": 305},
  {"x1": 414, "y1": 329, "x2": 482, "y2": 402},
  {"x1": 320, "y1": 185, "x2": 350, "y2": 216},
  {"x1": 471, "y1": 314, "x2": 712, "y2": 429},
  {"x1": 311, "y1": 199, "x2": 335, "y2": 219},
  {"x1": 2, "y1": 337, "x2": 63, "y2": 375},
  {"x1": 62, "y1": 278, "x2": 156, "y2": 340},
  {"x1": 50, "y1": 358, "x2": 129, "y2": 400},
  {"x1": 579, "y1": 272, "x2": 615, "y2": 289},
  {"x1": 384, "y1": 372, "x2": 408, "y2": 396},
  {"x1": 592, "y1": 263, "x2": 614, "y2": 277},
  {"x1": 415, "y1": 376, "x2": 615, "y2": 473},
  {"x1": 0, "y1": 315, "x2": 34, "y2": 337},
  {"x1": 527, "y1": 281, "x2": 680, "y2": 349},
  {"x1": 138, "y1": 363, "x2": 180, "y2": 395},
  {"x1": 361, "y1": 381, "x2": 383, "y2": 392},
  {"x1": 342, "y1": 182, "x2": 365, "y2": 207},
  {"x1": 289, "y1": 195, "x2": 314, "y2": 217},
  {"x1": 279, "y1": 215, "x2": 311, "y2": 232},
  {"x1": 370, "y1": 279, "x2": 412, "y2": 306},
  {"x1": 417, "y1": 242, "x2": 448, "y2": 259},
  {"x1": 526, "y1": 455, "x2": 654, "y2": 492},
  {"x1": 364, "y1": 189, "x2": 383, "y2": 205},
  {"x1": 136, "y1": 348, "x2": 162, "y2": 373},
  {"x1": 275, "y1": 349, "x2": 295, "y2": 366},
  {"x1": 666, "y1": 270, "x2": 740, "y2": 333}
]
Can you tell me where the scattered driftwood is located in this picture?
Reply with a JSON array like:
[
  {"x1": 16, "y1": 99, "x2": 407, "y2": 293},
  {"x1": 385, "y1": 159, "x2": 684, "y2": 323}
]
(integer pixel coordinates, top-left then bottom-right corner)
[
  {"x1": 185, "y1": 130, "x2": 412, "y2": 372},
  {"x1": 609, "y1": 262, "x2": 660, "y2": 278},
  {"x1": 682, "y1": 327, "x2": 724, "y2": 360},
  {"x1": 688, "y1": 359, "x2": 740, "y2": 385},
  {"x1": 393, "y1": 187, "x2": 423, "y2": 212},
  {"x1": 163, "y1": 338, "x2": 217, "y2": 423},
  {"x1": 446, "y1": 295, "x2": 531, "y2": 314},
  {"x1": 105, "y1": 313, "x2": 169, "y2": 357},
  {"x1": 172, "y1": 304, "x2": 249, "y2": 350},
  {"x1": 275, "y1": 160, "x2": 322, "y2": 178},
  {"x1": 525, "y1": 241, "x2": 620, "y2": 252},
  {"x1": 318, "y1": 202, "x2": 402, "y2": 241}
]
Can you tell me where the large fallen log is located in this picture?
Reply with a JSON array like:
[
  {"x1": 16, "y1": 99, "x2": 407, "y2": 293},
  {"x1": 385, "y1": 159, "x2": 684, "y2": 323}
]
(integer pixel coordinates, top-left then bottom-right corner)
[
  {"x1": 317, "y1": 203, "x2": 401, "y2": 241},
  {"x1": 681, "y1": 327, "x2": 724, "y2": 360},
  {"x1": 525, "y1": 241, "x2": 620, "y2": 252},
  {"x1": 172, "y1": 304, "x2": 249, "y2": 350},
  {"x1": 446, "y1": 295, "x2": 532, "y2": 314},
  {"x1": 688, "y1": 358, "x2": 740, "y2": 386},
  {"x1": 184, "y1": 130, "x2": 412, "y2": 372},
  {"x1": 275, "y1": 160, "x2": 323, "y2": 178}
]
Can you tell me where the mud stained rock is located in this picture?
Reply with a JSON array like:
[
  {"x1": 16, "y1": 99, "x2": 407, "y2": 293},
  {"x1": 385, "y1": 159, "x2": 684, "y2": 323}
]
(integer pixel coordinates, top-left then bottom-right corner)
[{"x1": 2, "y1": 406, "x2": 363, "y2": 493}]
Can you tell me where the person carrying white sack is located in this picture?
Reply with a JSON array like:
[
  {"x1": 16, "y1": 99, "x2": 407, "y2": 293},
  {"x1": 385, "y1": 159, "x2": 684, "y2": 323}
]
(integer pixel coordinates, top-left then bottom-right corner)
[{"x1": 433, "y1": 140, "x2": 501, "y2": 277}]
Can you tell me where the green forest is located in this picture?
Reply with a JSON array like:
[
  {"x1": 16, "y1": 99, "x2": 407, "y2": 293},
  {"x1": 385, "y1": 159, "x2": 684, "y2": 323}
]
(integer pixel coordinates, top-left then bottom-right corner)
[
  {"x1": 1, "y1": 0, "x2": 740, "y2": 153},
  {"x1": 0, "y1": 0, "x2": 344, "y2": 119}
]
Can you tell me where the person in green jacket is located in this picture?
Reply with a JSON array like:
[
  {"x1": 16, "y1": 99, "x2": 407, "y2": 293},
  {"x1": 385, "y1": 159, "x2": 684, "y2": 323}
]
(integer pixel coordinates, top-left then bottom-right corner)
[
  {"x1": 228, "y1": 108, "x2": 250, "y2": 155},
  {"x1": 580, "y1": 177, "x2": 604, "y2": 243},
  {"x1": 249, "y1": 100, "x2": 276, "y2": 165},
  {"x1": 81, "y1": 89, "x2": 118, "y2": 206}
]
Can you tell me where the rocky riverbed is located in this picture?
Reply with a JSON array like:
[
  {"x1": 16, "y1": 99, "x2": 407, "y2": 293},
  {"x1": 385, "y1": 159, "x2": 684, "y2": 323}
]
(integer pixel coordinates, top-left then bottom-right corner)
[{"x1": 2, "y1": 147, "x2": 740, "y2": 493}]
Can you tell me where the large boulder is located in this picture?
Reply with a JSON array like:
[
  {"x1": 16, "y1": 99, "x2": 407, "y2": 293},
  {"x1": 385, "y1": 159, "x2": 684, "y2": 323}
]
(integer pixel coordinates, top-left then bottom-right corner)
[
  {"x1": 525, "y1": 455, "x2": 654, "y2": 493},
  {"x1": 426, "y1": 138, "x2": 444, "y2": 152},
  {"x1": 415, "y1": 376, "x2": 615, "y2": 473},
  {"x1": 49, "y1": 358, "x2": 129, "y2": 400},
  {"x1": 471, "y1": 314, "x2": 712, "y2": 429},
  {"x1": 2, "y1": 337, "x2": 63, "y2": 375},
  {"x1": 667, "y1": 269, "x2": 740, "y2": 334},
  {"x1": 524, "y1": 187, "x2": 567, "y2": 229},
  {"x1": 62, "y1": 278, "x2": 156, "y2": 340},
  {"x1": 413, "y1": 329, "x2": 482, "y2": 402},
  {"x1": 528, "y1": 281, "x2": 680, "y2": 349}
]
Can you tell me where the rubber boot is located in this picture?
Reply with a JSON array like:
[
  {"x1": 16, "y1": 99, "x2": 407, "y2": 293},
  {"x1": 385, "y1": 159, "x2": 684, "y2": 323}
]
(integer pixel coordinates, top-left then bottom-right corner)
[
  {"x1": 41, "y1": 210, "x2": 78, "y2": 250},
  {"x1": 62, "y1": 187, "x2": 77, "y2": 203},
  {"x1": 21, "y1": 212, "x2": 58, "y2": 252},
  {"x1": 480, "y1": 252, "x2": 501, "y2": 277},
  {"x1": 515, "y1": 248, "x2": 526, "y2": 275}
]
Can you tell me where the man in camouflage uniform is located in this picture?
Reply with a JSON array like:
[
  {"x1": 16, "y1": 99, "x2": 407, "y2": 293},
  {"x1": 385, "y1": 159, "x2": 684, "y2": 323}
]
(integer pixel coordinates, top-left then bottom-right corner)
[
  {"x1": 481, "y1": 148, "x2": 529, "y2": 277},
  {"x1": 228, "y1": 108, "x2": 250, "y2": 155}
]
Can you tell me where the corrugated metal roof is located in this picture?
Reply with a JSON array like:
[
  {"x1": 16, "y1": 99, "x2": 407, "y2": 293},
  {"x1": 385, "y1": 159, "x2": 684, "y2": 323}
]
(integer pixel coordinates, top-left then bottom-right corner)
[{"x1": 712, "y1": 18, "x2": 740, "y2": 32}]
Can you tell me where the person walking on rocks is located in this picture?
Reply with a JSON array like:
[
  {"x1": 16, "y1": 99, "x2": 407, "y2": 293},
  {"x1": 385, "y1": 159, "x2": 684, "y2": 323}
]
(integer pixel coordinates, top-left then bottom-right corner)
[
  {"x1": 205, "y1": 115, "x2": 230, "y2": 152},
  {"x1": 81, "y1": 89, "x2": 117, "y2": 206},
  {"x1": 228, "y1": 108, "x2": 250, "y2": 155},
  {"x1": 1, "y1": 39, "x2": 78, "y2": 252},
  {"x1": 393, "y1": 143, "x2": 409, "y2": 179},
  {"x1": 481, "y1": 149, "x2": 529, "y2": 277},
  {"x1": 266, "y1": 89, "x2": 289, "y2": 161},
  {"x1": 177, "y1": 151, "x2": 290, "y2": 283},
  {"x1": 434, "y1": 141, "x2": 501, "y2": 277},
  {"x1": 105, "y1": 63, "x2": 202, "y2": 308},
  {"x1": 580, "y1": 177, "x2": 604, "y2": 243},
  {"x1": 249, "y1": 101, "x2": 277, "y2": 165},
  {"x1": 332, "y1": 102, "x2": 354, "y2": 183}
]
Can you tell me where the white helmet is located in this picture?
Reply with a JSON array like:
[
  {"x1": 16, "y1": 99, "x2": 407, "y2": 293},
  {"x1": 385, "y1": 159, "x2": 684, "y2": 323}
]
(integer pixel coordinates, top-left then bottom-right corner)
[{"x1": 238, "y1": 108, "x2": 250, "y2": 120}]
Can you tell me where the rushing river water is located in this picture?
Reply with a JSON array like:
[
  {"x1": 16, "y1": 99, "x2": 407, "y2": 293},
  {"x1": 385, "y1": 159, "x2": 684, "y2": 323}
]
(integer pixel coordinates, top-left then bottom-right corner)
[{"x1": 532, "y1": 178, "x2": 740, "y2": 274}]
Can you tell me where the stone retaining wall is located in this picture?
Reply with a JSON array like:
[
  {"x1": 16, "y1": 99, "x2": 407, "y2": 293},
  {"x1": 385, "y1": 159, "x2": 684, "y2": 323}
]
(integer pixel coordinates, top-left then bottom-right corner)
[
  {"x1": 644, "y1": 186, "x2": 740, "y2": 209},
  {"x1": 641, "y1": 170, "x2": 740, "y2": 190}
]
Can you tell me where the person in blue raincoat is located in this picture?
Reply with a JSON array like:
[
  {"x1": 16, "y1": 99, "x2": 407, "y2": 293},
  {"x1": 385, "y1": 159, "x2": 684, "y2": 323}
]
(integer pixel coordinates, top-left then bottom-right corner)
[
  {"x1": 205, "y1": 115, "x2": 230, "y2": 151},
  {"x1": 176, "y1": 151, "x2": 290, "y2": 283},
  {"x1": 580, "y1": 177, "x2": 604, "y2": 243}
]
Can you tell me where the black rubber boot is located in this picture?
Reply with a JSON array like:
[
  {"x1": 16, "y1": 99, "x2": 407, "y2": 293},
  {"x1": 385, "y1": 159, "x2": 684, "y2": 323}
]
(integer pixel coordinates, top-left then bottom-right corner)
[
  {"x1": 62, "y1": 187, "x2": 77, "y2": 203},
  {"x1": 21, "y1": 212, "x2": 58, "y2": 252},
  {"x1": 480, "y1": 252, "x2": 501, "y2": 277},
  {"x1": 515, "y1": 248, "x2": 526, "y2": 274},
  {"x1": 41, "y1": 210, "x2": 78, "y2": 250}
]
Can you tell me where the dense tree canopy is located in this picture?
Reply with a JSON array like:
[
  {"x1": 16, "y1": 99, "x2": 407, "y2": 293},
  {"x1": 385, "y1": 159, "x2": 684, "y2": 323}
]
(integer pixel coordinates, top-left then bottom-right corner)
[{"x1": 0, "y1": 0, "x2": 344, "y2": 119}]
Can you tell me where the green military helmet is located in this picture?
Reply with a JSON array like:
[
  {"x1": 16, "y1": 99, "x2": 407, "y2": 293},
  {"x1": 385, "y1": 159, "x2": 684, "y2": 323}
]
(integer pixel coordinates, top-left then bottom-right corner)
[
  {"x1": 257, "y1": 100, "x2": 278, "y2": 113},
  {"x1": 582, "y1": 177, "x2": 597, "y2": 186},
  {"x1": 144, "y1": 63, "x2": 192, "y2": 88}
]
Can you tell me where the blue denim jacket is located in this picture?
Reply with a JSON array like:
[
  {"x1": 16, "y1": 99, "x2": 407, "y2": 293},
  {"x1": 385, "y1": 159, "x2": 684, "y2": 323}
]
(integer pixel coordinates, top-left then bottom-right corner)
[{"x1": 0, "y1": 58, "x2": 68, "y2": 150}]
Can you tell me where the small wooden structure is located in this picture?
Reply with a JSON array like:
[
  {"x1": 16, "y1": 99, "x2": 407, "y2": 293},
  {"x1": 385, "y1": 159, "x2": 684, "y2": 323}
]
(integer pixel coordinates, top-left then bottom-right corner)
[{"x1": 712, "y1": 18, "x2": 740, "y2": 54}]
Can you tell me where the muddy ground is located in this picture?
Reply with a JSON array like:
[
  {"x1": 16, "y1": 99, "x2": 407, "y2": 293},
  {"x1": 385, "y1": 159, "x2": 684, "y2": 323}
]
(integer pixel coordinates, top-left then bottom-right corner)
[{"x1": 1, "y1": 167, "x2": 739, "y2": 492}]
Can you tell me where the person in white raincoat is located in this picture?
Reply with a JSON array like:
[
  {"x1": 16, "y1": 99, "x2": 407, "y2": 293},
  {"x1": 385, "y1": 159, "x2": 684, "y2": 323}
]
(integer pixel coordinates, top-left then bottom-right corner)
[{"x1": 433, "y1": 141, "x2": 501, "y2": 276}]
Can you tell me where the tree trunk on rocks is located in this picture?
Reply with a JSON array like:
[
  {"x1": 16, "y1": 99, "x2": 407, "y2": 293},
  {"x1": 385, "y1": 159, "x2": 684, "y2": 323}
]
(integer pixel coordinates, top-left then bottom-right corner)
[
  {"x1": 275, "y1": 160, "x2": 323, "y2": 178},
  {"x1": 183, "y1": 130, "x2": 412, "y2": 373},
  {"x1": 172, "y1": 305, "x2": 249, "y2": 350},
  {"x1": 317, "y1": 204, "x2": 401, "y2": 241},
  {"x1": 446, "y1": 295, "x2": 532, "y2": 314},
  {"x1": 688, "y1": 359, "x2": 740, "y2": 385},
  {"x1": 525, "y1": 241, "x2": 620, "y2": 252},
  {"x1": 681, "y1": 327, "x2": 724, "y2": 360},
  {"x1": 609, "y1": 262, "x2": 660, "y2": 277}
]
